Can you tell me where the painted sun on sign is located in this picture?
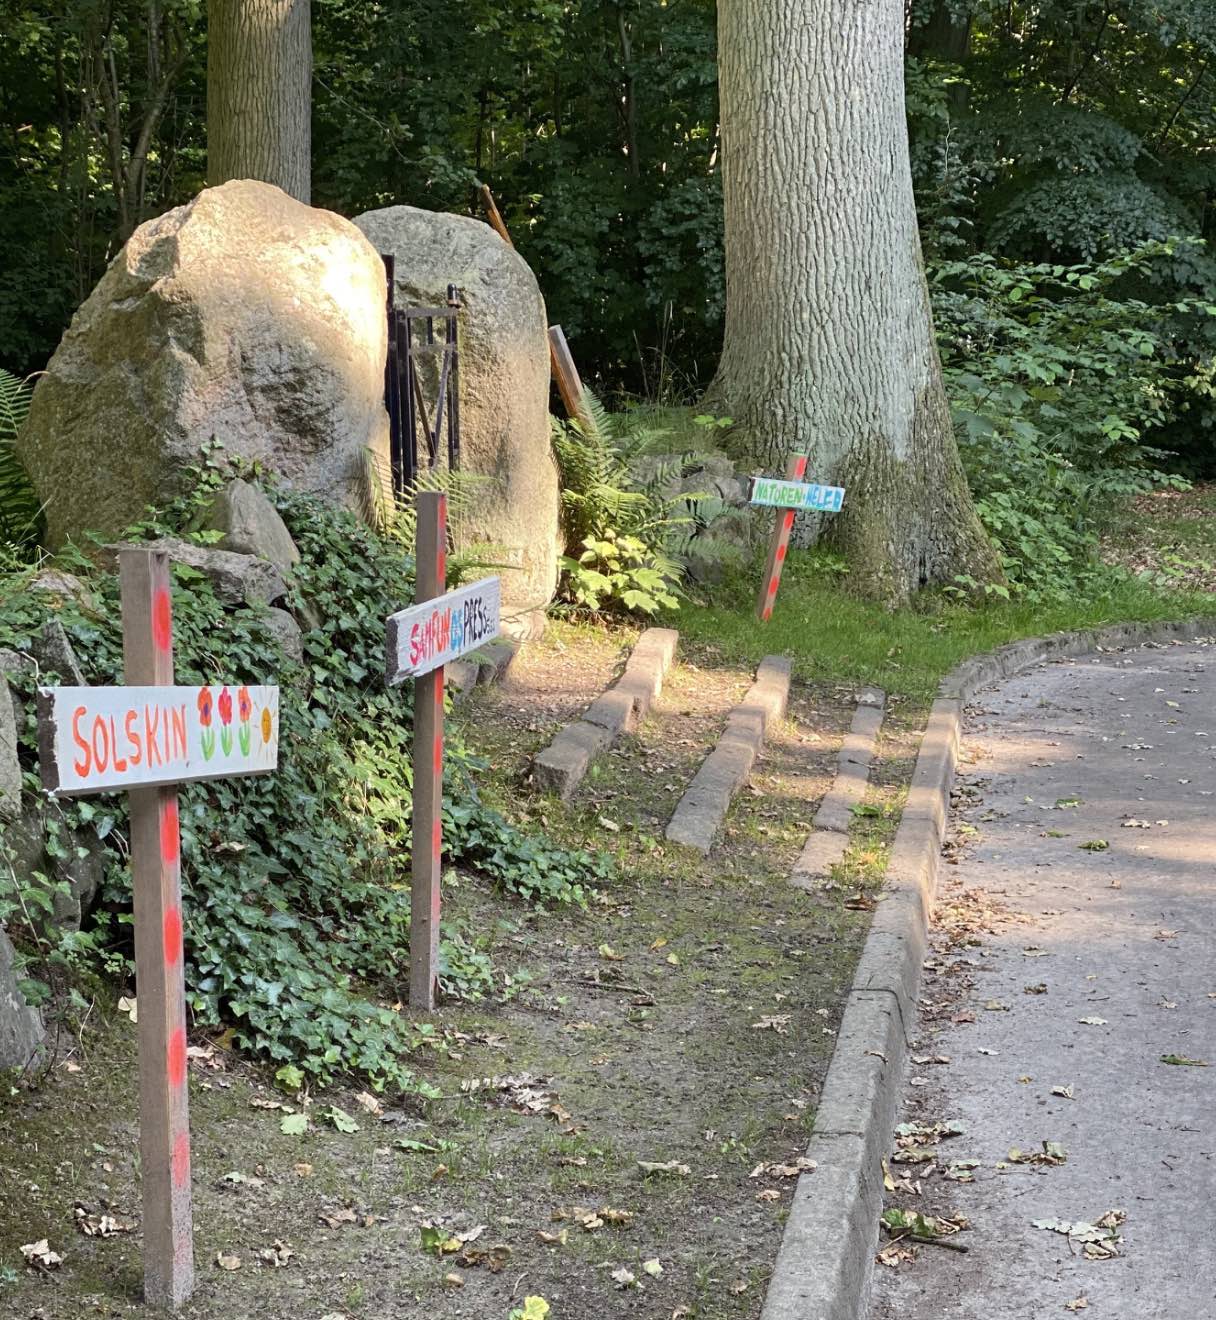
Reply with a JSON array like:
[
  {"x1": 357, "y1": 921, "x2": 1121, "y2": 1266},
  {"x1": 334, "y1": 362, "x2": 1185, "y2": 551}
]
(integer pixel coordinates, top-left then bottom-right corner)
[{"x1": 38, "y1": 684, "x2": 280, "y2": 796}]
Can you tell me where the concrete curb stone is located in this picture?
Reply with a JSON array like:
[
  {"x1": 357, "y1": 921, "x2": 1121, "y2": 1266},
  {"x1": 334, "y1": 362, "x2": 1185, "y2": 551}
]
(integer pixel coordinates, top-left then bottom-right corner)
[
  {"x1": 665, "y1": 656, "x2": 791, "y2": 853},
  {"x1": 792, "y1": 688, "x2": 888, "y2": 885},
  {"x1": 760, "y1": 614, "x2": 1216, "y2": 1320},
  {"x1": 531, "y1": 627, "x2": 679, "y2": 799},
  {"x1": 813, "y1": 692, "x2": 887, "y2": 835}
]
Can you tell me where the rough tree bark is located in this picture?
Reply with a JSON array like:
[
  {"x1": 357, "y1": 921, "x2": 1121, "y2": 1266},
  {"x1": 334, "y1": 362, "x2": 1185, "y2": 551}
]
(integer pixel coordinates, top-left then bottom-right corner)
[
  {"x1": 207, "y1": 0, "x2": 312, "y2": 203},
  {"x1": 712, "y1": 0, "x2": 1001, "y2": 601}
]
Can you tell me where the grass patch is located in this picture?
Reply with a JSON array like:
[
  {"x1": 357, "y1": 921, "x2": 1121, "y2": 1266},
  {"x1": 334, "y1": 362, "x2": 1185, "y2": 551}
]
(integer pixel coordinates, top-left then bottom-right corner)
[{"x1": 669, "y1": 551, "x2": 1214, "y2": 701}]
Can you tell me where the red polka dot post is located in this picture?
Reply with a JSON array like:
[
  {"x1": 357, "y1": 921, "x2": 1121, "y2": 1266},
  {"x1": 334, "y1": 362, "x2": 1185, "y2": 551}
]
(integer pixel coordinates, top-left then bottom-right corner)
[
  {"x1": 384, "y1": 492, "x2": 501, "y2": 1011},
  {"x1": 748, "y1": 453, "x2": 846, "y2": 621},
  {"x1": 34, "y1": 548, "x2": 281, "y2": 1311}
]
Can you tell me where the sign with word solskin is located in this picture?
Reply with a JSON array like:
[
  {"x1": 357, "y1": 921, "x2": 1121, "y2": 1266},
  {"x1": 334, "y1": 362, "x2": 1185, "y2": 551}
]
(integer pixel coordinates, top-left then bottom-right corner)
[
  {"x1": 38, "y1": 684, "x2": 279, "y2": 796},
  {"x1": 750, "y1": 475, "x2": 846, "y2": 514},
  {"x1": 385, "y1": 576, "x2": 501, "y2": 685}
]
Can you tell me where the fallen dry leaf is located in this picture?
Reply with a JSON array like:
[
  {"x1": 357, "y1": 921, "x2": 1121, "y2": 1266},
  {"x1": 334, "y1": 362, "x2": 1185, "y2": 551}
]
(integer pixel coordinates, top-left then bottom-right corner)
[
  {"x1": 749, "y1": 1157, "x2": 815, "y2": 1179},
  {"x1": 257, "y1": 1240, "x2": 294, "y2": 1269},
  {"x1": 20, "y1": 1240, "x2": 62, "y2": 1271},
  {"x1": 73, "y1": 1204, "x2": 134, "y2": 1238},
  {"x1": 751, "y1": 1015, "x2": 791, "y2": 1034},
  {"x1": 638, "y1": 1159, "x2": 691, "y2": 1177}
]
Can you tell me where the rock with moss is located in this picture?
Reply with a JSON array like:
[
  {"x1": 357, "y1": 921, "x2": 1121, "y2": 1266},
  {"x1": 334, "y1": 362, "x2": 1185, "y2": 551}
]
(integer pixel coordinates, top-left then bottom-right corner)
[
  {"x1": 17, "y1": 180, "x2": 390, "y2": 549},
  {"x1": 196, "y1": 478, "x2": 301, "y2": 572},
  {"x1": 99, "y1": 537, "x2": 286, "y2": 607},
  {"x1": 0, "y1": 926, "x2": 43, "y2": 1070},
  {"x1": 0, "y1": 674, "x2": 19, "y2": 820}
]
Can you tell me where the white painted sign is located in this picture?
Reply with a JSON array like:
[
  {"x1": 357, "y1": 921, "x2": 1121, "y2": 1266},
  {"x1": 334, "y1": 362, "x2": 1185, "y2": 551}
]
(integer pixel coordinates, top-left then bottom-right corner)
[
  {"x1": 750, "y1": 476, "x2": 846, "y2": 514},
  {"x1": 38, "y1": 684, "x2": 280, "y2": 796},
  {"x1": 385, "y1": 576, "x2": 501, "y2": 685}
]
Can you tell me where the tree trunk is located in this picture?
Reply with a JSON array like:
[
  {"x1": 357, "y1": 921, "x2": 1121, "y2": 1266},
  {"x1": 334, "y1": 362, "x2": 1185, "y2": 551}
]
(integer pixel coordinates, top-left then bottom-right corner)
[
  {"x1": 207, "y1": 0, "x2": 312, "y2": 203},
  {"x1": 712, "y1": 0, "x2": 1000, "y2": 601},
  {"x1": 908, "y1": 0, "x2": 972, "y2": 114}
]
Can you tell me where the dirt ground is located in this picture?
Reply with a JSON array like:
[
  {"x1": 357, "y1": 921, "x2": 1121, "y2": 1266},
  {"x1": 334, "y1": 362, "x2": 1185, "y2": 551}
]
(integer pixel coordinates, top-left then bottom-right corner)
[
  {"x1": 0, "y1": 624, "x2": 921, "y2": 1320},
  {"x1": 1102, "y1": 483, "x2": 1216, "y2": 593}
]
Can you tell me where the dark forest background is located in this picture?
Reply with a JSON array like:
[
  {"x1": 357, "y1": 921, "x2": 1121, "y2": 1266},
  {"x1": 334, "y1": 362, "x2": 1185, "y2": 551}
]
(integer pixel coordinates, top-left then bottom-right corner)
[{"x1": 2, "y1": 1, "x2": 1214, "y2": 461}]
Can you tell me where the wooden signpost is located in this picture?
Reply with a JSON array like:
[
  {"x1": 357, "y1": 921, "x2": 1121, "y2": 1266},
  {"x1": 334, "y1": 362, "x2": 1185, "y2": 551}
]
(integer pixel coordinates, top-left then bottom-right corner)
[
  {"x1": 752, "y1": 454, "x2": 847, "y2": 622},
  {"x1": 36, "y1": 548, "x2": 279, "y2": 1312},
  {"x1": 384, "y1": 492, "x2": 501, "y2": 1010}
]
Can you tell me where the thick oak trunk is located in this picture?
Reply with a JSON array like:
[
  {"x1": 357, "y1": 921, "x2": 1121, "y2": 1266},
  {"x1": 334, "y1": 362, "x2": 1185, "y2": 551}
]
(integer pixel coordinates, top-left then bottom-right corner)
[
  {"x1": 712, "y1": 0, "x2": 1000, "y2": 600},
  {"x1": 207, "y1": 0, "x2": 312, "y2": 203}
]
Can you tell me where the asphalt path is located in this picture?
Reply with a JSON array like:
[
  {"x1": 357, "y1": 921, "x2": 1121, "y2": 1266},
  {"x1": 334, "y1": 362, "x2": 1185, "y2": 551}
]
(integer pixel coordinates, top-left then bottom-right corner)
[{"x1": 869, "y1": 641, "x2": 1216, "y2": 1320}]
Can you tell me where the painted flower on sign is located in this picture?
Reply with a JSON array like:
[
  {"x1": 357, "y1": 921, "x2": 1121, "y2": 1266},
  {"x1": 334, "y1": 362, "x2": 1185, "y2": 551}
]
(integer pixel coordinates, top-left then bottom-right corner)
[
  {"x1": 218, "y1": 686, "x2": 234, "y2": 755},
  {"x1": 237, "y1": 685, "x2": 253, "y2": 755},
  {"x1": 261, "y1": 707, "x2": 273, "y2": 744},
  {"x1": 198, "y1": 687, "x2": 216, "y2": 760}
]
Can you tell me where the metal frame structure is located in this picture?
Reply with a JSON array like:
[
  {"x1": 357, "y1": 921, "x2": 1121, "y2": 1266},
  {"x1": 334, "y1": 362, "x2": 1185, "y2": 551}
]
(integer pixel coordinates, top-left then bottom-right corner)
[{"x1": 381, "y1": 255, "x2": 461, "y2": 500}]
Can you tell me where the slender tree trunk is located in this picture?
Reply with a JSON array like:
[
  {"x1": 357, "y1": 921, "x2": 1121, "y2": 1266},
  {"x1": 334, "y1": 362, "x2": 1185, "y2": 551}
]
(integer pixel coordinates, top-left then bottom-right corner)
[
  {"x1": 712, "y1": 0, "x2": 1000, "y2": 600},
  {"x1": 617, "y1": 6, "x2": 640, "y2": 177},
  {"x1": 908, "y1": 0, "x2": 972, "y2": 114},
  {"x1": 207, "y1": 0, "x2": 312, "y2": 203}
]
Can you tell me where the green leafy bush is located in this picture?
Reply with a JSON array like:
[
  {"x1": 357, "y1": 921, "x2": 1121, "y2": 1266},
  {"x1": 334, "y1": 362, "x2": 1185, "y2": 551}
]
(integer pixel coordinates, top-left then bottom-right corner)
[
  {"x1": 932, "y1": 244, "x2": 1214, "y2": 596},
  {"x1": 0, "y1": 462, "x2": 608, "y2": 1091},
  {"x1": 551, "y1": 392, "x2": 687, "y2": 616}
]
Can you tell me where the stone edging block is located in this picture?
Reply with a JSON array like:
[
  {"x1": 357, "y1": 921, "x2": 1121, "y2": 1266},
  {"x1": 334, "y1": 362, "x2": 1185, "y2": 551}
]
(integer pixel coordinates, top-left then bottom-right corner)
[
  {"x1": 813, "y1": 692, "x2": 886, "y2": 835},
  {"x1": 532, "y1": 628, "x2": 678, "y2": 799},
  {"x1": 665, "y1": 656, "x2": 791, "y2": 853},
  {"x1": 447, "y1": 638, "x2": 520, "y2": 703},
  {"x1": 791, "y1": 689, "x2": 888, "y2": 885},
  {"x1": 760, "y1": 614, "x2": 1216, "y2": 1320}
]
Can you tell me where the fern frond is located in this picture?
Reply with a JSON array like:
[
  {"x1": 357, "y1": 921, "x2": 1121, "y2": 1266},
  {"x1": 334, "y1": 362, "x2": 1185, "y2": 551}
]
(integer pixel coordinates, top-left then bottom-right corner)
[{"x1": 0, "y1": 368, "x2": 43, "y2": 557}]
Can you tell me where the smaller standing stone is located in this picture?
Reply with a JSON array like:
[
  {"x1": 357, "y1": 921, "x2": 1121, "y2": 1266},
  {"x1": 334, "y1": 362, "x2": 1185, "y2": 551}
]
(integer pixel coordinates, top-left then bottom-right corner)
[
  {"x1": 35, "y1": 619, "x2": 85, "y2": 684},
  {"x1": 0, "y1": 649, "x2": 34, "y2": 738},
  {"x1": 28, "y1": 570, "x2": 95, "y2": 609},
  {"x1": 258, "y1": 607, "x2": 305, "y2": 663},
  {"x1": 0, "y1": 926, "x2": 44, "y2": 1070},
  {"x1": 197, "y1": 479, "x2": 301, "y2": 572},
  {"x1": 0, "y1": 675, "x2": 21, "y2": 820}
]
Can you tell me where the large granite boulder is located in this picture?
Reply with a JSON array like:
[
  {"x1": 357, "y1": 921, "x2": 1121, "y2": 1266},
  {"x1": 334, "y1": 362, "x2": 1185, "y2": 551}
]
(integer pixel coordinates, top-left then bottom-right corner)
[
  {"x1": 18, "y1": 180, "x2": 390, "y2": 548},
  {"x1": 354, "y1": 206, "x2": 560, "y2": 619}
]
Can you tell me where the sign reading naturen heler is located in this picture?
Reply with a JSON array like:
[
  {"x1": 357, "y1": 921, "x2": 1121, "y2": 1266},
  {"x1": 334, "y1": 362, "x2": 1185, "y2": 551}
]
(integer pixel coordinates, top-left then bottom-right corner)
[
  {"x1": 749, "y1": 475, "x2": 846, "y2": 514},
  {"x1": 752, "y1": 454, "x2": 847, "y2": 622}
]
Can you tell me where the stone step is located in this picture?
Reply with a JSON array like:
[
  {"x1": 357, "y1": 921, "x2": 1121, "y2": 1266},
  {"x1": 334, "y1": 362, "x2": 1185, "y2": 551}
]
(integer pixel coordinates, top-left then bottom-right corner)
[
  {"x1": 790, "y1": 687, "x2": 886, "y2": 888},
  {"x1": 447, "y1": 637, "x2": 519, "y2": 703},
  {"x1": 531, "y1": 628, "x2": 679, "y2": 799},
  {"x1": 664, "y1": 656, "x2": 792, "y2": 853}
]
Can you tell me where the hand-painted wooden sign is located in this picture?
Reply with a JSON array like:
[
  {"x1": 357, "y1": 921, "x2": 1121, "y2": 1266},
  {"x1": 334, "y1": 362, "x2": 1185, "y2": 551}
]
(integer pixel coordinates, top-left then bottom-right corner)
[
  {"x1": 384, "y1": 495, "x2": 501, "y2": 1010},
  {"x1": 385, "y1": 575, "x2": 501, "y2": 685},
  {"x1": 34, "y1": 548, "x2": 280, "y2": 1312},
  {"x1": 755, "y1": 453, "x2": 846, "y2": 622},
  {"x1": 38, "y1": 684, "x2": 279, "y2": 795},
  {"x1": 750, "y1": 475, "x2": 846, "y2": 514}
]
